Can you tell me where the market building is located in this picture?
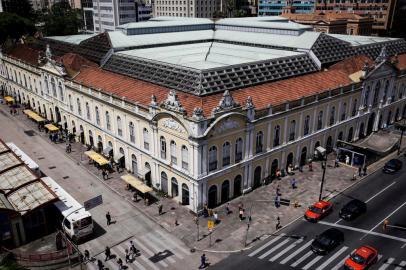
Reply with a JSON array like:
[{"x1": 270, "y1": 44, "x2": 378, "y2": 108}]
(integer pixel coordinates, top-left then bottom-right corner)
[{"x1": 1, "y1": 17, "x2": 406, "y2": 213}]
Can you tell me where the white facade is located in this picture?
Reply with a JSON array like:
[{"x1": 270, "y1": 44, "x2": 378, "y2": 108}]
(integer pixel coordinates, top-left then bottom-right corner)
[
  {"x1": 153, "y1": 0, "x2": 221, "y2": 18},
  {"x1": 93, "y1": 0, "x2": 138, "y2": 32}
]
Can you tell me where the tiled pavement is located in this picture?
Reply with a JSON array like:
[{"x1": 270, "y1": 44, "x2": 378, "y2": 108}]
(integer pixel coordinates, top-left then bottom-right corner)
[{"x1": 7, "y1": 105, "x2": 405, "y2": 264}]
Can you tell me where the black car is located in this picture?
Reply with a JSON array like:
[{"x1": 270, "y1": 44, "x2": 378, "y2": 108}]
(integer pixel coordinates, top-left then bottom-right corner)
[
  {"x1": 339, "y1": 199, "x2": 367, "y2": 221},
  {"x1": 311, "y1": 228, "x2": 344, "y2": 255},
  {"x1": 383, "y1": 159, "x2": 403, "y2": 173}
]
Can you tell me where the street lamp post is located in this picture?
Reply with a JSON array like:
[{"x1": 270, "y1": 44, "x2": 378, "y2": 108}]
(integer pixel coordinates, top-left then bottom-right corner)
[
  {"x1": 396, "y1": 120, "x2": 406, "y2": 155},
  {"x1": 316, "y1": 146, "x2": 327, "y2": 201}
]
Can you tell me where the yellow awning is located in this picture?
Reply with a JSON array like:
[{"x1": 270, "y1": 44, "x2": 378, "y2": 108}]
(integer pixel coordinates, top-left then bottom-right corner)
[
  {"x1": 84, "y1": 150, "x2": 109, "y2": 166},
  {"x1": 44, "y1": 123, "x2": 59, "y2": 132},
  {"x1": 4, "y1": 96, "x2": 14, "y2": 102},
  {"x1": 24, "y1": 110, "x2": 45, "y2": 122},
  {"x1": 121, "y1": 174, "x2": 153, "y2": 194}
]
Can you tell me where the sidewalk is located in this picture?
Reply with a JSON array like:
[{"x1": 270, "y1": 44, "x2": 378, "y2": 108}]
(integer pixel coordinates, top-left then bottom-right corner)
[{"x1": 9, "y1": 105, "x2": 405, "y2": 257}]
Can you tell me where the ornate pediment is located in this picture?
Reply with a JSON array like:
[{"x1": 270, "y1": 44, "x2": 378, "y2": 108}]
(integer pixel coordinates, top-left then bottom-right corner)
[
  {"x1": 192, "y1": 107, "x2": 204, "y2": 121},
  {"x1": 162, "y1": 118, "x2": 185, "y2": 133},
  {"x1": 213, "y1": 118, "x2": 241, "y2": 134},
  {"x1": 161, "y1": 90, "x2": 186, "y2": 114},
  {"x1": 212, "y1": 90, "x2": 240, "y2": 114}
]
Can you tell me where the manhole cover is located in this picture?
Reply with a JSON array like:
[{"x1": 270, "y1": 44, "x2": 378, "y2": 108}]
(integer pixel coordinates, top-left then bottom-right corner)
[
  {"x1": 62, "y1": 176, "x2": 69, "y2": 179},
  {"x1": 24, "y1": 130, "x2": 36, "y2": 137},
  {"x1": 38, "y1": 157, "x2": 45, "y2": 160},
  {"x1": 48, "y1": 166, "x2": 56, "y2": 169}
]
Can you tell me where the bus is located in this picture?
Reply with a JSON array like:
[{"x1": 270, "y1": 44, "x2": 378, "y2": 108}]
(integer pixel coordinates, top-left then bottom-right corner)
[{"x1": 42, "y1": 177, "x2": 93, "y2": 241}]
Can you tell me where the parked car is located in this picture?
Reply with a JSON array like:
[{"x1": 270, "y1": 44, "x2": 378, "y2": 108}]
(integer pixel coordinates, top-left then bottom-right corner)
[
  {"x1": 344, "y1": 245, "x2": 378, "y2": 270},
  {"x1": 304, "y1": 201, "x2": 332, "y2": 222},
  {"x1": 383, "y1": 159, "x2": 403, "y2": 173},
  {"x1": 339, "y1": 199, "x2": 367, "y2": 221},
  {"x1": 311, "y1": 228, "x2": 344, "y2": 255}
]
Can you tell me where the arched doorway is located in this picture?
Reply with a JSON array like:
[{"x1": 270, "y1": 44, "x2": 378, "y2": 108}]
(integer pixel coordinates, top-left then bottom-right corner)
[
  {"x1": 221, "y1": 180, "x2": 230, "y2": 203},
  {"x1": 88, "y1": 130, "x2": 94, "y2": 146},
  {"x1": 314, "y1": 141, "x2": 320, "y2": 158},
  {"x1": 338, "y1": 131, "x2": 344, "y2": 142},
  {"x1": 367, "y1": 112, "x2": 375, "y2": 135},
  {"x1": 97, "y1": 136, "x2": 103, "y2": 152},
  {"x1": 395, "y1": 108, "x2": 400, "y2": 122},
  {"x1": 359, "y1": 123, "x2": 365, "y2": 139},
  {"x1": 253, "y1": 166, "x2": 262, "y2": 189},
  {"x1": 378, "y1": 115, "x2": 383, "y2": 129},
  {"x1": 171, "y1": 177, "x2": 178, "y2": 197},
  {"x1": 300, "y1": 147, "x2": 307, "y2": 167},
  {"x1": 234, "y1": 175, "x2": 242, "y2": 197},
  {"x1": 208, "y1": 185, "x2": 217, "y2": 208},
  {"x1": 55, "y1": 106, "x2": 61, "y2": 123},
  {"x1": 145, "y1": 162, "x2": 151, "y2": 187},
  {"x1": 347, "y1": 127, "x2": 353, "y2": 142},
  {"x1": 131, "y1": 154, "x2": 138, "y2": 175},
  {"x1": 161, "y1": 172, "x2": 168, "y2": 194},
  {"x1": 326, "y1": 136, "x2": 333, "y2": 153},
  {"x1": 182, "y1": 184, "x2": 189, "y2": 205},
  {"x1": 79, "y1": 125, "x2": 85, "y2": 144},
  {"x1": 49, "y1": 108, "x2": 54, "y2": 122},
  {"x1": 286, "y1": 152, "x2": 294, "y2": 170},
  {"x1": 386, "y1": 110, "x2": 392, "y2": 126},
  {"x1": 271, "y1": 159, "x2": 278, "y2": 179},
  {"x1": 119, "y1": 147, "x2": 125, "y2": 168}
]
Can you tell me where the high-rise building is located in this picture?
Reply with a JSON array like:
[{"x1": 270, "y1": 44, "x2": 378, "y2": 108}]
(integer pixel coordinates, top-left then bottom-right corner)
[
  {"x1": 315, "y1": 0, "x2": 398, "y2": 35},
  {"x1": 153, "y1": 0, "x2": 221, "y2": 18},
  {"x1": 82, "y1": 0, "x2": 94, "y2": 32},
  {"x1": 0, "y1": 0, "x2": 3, "y2": 12},
  {"x1": 258, "y1": 0, "x2": 315, "y2": 16},
  {"x1": 92, "y1": 0, "x2": 138, "y2": 32},
  {"x1": 136, "y1": 2, "x2": 152, "y2": 21}
]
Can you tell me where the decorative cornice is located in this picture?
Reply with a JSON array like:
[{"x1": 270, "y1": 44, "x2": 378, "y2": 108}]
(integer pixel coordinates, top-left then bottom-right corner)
[
  {"x1": 192, "y1": 107, "x2": 204, "y2": 121},
  {"x1": 212, "y1": 90, "x2": 240, "y2": 114},
  {"x1": 161, "y1": 90, "x2": 186, "y2": 114},
  {"x1": 245, "y1": 96, "x2": 255, "y2": 109}
]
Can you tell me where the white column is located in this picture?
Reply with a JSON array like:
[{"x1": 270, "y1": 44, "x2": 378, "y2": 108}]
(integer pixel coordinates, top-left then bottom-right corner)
[{"x1": 283, "y1": 116, "x2": 288, "y2": 144}]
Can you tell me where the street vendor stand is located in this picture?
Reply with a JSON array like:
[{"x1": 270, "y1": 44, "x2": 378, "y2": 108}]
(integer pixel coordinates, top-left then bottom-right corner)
[
  {"x1": 121, "y1": 174, "x2": 155, "y2": 204},
  {"x1": 84, "y1": 150, "x2": 110, "y2": 170}
]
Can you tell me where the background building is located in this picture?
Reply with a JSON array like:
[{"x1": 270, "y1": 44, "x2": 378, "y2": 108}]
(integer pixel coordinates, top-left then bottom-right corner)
[
  {"x1": 82, "y1": 0, "x2": 94, "y2": 32},
  {"x1": 153, "y1": 0, "x2": 221, "y2": 18},
  {"x1": 315, "y1": 0, "x2": 398, "y2": 35},
  {"x1": 92, "y1": 0, "x2": 138, "y2": 32},
  {"x1": 282, "y1": 12, "x2": 373, "y2": 35},
  {"x1": 258, "y1": 0, "x2": 315, "y2": 16},
  {"x1": 136, "y1": 2, "x2": 152, "y2": 22}
]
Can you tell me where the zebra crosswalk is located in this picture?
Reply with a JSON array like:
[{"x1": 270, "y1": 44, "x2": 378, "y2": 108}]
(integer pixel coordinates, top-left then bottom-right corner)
[
  {"x1": 85, "y1": 232, "x2": 191, "y2": 270},
  {"x1": 248, "y1": 234, "x2": 406, "y2": 270}
]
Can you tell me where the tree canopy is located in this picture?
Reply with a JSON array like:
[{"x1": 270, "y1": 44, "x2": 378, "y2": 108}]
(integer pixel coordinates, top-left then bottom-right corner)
[
  {"x1": 2, "y1": 0, "x2": 33, "y2": 18},
  {"x1": 41, "y1": 1, "x2": 83, "y2": 36},
  {"x1": 0, "y1": 12, "x2": 36, "y2": 45}
]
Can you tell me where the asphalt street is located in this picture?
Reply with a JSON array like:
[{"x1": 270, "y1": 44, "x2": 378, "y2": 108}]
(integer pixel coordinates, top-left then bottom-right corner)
[{"x1": 212, "y1": 157, "x2": 406, "y2": 270}]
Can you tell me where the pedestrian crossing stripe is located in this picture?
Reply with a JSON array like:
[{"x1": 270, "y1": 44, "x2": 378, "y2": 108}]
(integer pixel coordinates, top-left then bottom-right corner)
[
  {"x1": 280, "y1": 239, "x2": 313, "y2": 264},
  {"x1": 378, "y1": 257, "x2": 395, "y2": 270},
  {"x1": 315, "y1": 246, "x2": 348, "y2": 270},
  {"x1": 269, "y1": 238, "x2": 303, "y2": 262},
  {"x1": 248, "y1": 233, "x2": 286, "y2": 257},
  {"x1": 394, "y1": 260, "x2": 406, "y2": 270}
]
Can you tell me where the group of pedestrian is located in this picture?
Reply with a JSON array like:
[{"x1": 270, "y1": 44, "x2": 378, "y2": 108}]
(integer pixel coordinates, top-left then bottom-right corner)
[
  {"x1": 9, "y1": 108, "x2": 17, "y2": 115},
  {"x1": 65, "y1": 143, "x2": 72, "y2": 153},
  {"x1": 102, "y1": 169, "x2": 109, "y2": 180},
  {"x1": 102, "y1": 241, "x2": 140, "y2": 270}
]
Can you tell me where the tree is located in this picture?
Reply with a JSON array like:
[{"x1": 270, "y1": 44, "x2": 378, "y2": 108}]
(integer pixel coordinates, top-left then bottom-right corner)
[
  {"x1": 0, "y1": 13, "x2": 35, "y2": 45},
  {"x1": 1, "y1": 0, "x2": 34, "y2": 19},
  {"x1": 42, "y1": 1, "x2": 83, "y2": 36}
]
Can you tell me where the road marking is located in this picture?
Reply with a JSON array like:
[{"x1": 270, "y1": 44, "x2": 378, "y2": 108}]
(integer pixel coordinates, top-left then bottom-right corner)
[
  {"x1": 153, "y1": 231, "x2": 191, "y2": 256},
  {"x1": 365, "y1": 181, "x2": 396, "y2": 203},
  {"x1": 331, "y1": 249, "x2": 356, "y2": 270},
  {"x1": 258, "y1": 238, "x2": 290, "y2": 259},
  {"x1": 290, "y1": 250, "x2": 313, "y2": 267},
  {"x1": 131, "y1": 238, "x2": 166, "y2": 269},
  {"x1": 280, "y1": 240, "x2": 313, "y2": 265},
  {"x1": 141, "y1": 234, "x2": 177, "y2": 263},
  {"x1": 402, "y1": 243, "x2": 406, "y2": 248},
  {"x1": 317, "y1": 221, "x2": 406, "y2": 243},
  {"x1": 315, "y1": 246, "x2": 348, "y2": 270},
  {"x1": 394, "y1": 260, "x2": 406, "y2": 270},
  {"x1": 360, "y1": 200, "x2": 406, "y2": 240},
  {"x1": 378, "y1": 257, "x2": 395, "y2": 270},
  {"x1": 378, "y1": 254, "x2": 383, "y2": 261},
  {"x1": 302, "y1": 254, "x2": 323, "y2": 270},
  {"x1": 269, "y1": 238, "x2": 303, "y2": 262},
  {"x1": 248, "y1": 233, "x2": 286, "y2": 257}
]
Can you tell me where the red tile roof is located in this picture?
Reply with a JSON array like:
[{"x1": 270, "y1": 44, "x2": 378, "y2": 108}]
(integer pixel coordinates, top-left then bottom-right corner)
[
  {"x1": 60, "y1": 53, "x2": 97, "y2": 77},
  {"x1": 329, "y1": 55, "x2": 373, "y2": 74},
  {"x1": 395, "y1": 54, "x2": 406, "y2": 71},
  {"x1": 6, "y1": 45, "x2": 40, "y2": 66}
]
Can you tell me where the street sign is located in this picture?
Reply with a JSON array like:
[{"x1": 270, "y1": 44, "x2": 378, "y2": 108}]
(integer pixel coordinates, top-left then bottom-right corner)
[
  {"x1": 207, "y1": 220, "x2": 214, "y2": 230},
  {"x1": 84, "y1": 195, "x2": 103, "y2": 211}
]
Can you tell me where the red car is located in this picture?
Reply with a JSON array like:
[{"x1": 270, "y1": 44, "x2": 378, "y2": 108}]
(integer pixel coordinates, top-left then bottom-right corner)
[
  {"x1": 344, "y1": 246, "x2": 378, "y2": 270},
  {"x1": 304, "y1": 201, "x2": 332, "y2": 222}
]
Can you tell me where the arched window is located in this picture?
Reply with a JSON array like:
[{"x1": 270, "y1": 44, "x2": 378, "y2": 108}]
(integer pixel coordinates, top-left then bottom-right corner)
[
  {"x1": 76, "y1": 98, "x2": 82, "y2": 116},
  {"x1": 86, "y1": 102, "x2": 91, "y2": 120},
  {"x1": 222, "y1": 142, "x2": 231, "y2": 166},
  {"x1": 399, "y1": 84, "x2": 404, "y2": 99},
  {"x1": 329, "y1": 106, "x2": 335, "y2": 126},
  {"x1": 23, "y1": 74, "x2": 27, "y2": 87},
  {"x1": 209, "y1": 146, "x2": 217, "y2": 171},
  {"x1": 143, "y1": 128, "x2": 150, "y2": 150},
  {"x1": 68, "y1": 95, "x2": 73, "y2": 111},
  {"x1": 160, "y1": 136, "x2": 167, "y2": 159},
  {"x1": 58, "y1": 82, "x2": 64, "y2": 101},
  {"x1": 273, "y1": 125, "x2": 280, "y2": 147},
  {"x1": 304, "y1": 115, "x2": 310, "y2": 136},
  {"x1": 117, "y1": 116, "x2": 122, "y2": 136},
  {"x1": 129, "y1": 122, "x2": 135, "y2": 143},
  {"x1": 364, "y1": 86, "x2": 370, "y2": 107},
  {"x1": 352, "y1": 99, "x2": 358, "y2": 117},
  {"x1": 317, "y1": 110, "x2": 323, "y2": 130},
  {"x1": 235, "y1": 138, "x2": 243, "y2": 163},
  {"x1": 256, "y1": 131, "x2": 263, "y2": 153},
  {"x1": 105, "y1": 111, "x2": 111, "y2": 130},
  {"x1": 171, "y1": 177, "x2": 179, "y2": 197},
  {"x1": 44, "y1": 76, "x2": 49, "y2": 94},
  {"x1": 341, "y1": 102, "x2": 347, "y2": 121},
  {"x1": 373, "y1": 81, "x2": 380, "y2": 105},
  {"x1": 382, "y1": 80, "x2": 389, "y2": 103},
  {"x1": 289, "y1": 120, "x2": 296, "y2": 141},
  {"x1": 51, "y1": 78, "x2": 57, "y2": 97},
  {"x1": 170, "y1": 141, "x2": 177, "y2": 164},
  {"x1": 181, "y1": 145, "x2": 188, "y2": 170},
  {"x1": 95, "y1": 106, "x2": 100, "y2": 125}
]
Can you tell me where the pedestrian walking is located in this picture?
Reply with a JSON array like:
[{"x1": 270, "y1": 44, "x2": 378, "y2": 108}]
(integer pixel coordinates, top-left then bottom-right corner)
[
  {"x1": 132, "y1": 192, "x2": 138, "y2": 202},
  {"x1": 225, "y1": 203, "x2": 231, "y2": 215},
  {"x1": 308, "y1": 162, "x2": 313, "y2": 172},
  {"x1": 106, "y1": 211, "x2": 111, "y2": 226},
  {"x1": 334, "y1": 158, "x2": 339, "y2": 168},
  {"x1": 276, "y1": 216, "x2": 281, "y2": 230},
  {"x1": 97, "y1": 260, "x2": 104, "y2": 270},
  {"x1": 291, "y1": 178, "x2": 297, "y2": 189},
  {"x1": 116, "y1": 163, "x2": 121, "y2": 173},
  {"x1": 352, "y1": 170, "x2": 357, "y2": 181},
  {"x1": 117, "y1": 258, "x2": 123, "y2": 270},
  {"x1": 275, "y1": 195, "x2": 281, "y2": 208},
  {"x1": 363, "y1": 165, "x2": 367, "y2": 176},
  {"x1": 276, "y1": 185, "x2": 281, "y2": 196},
  {"x1": 102, "y1": 170, "x2": 107, "y2": 180},
  {"x1": 84, "y1": 249, "x2": 90, "y2": 261},
  {"x1": 345, "y1": 155, "x2": 350, "y2": 165},
  {"x1": 158, "y1": 204, "x2": 163, "y2": 215},
  {"x1": 125, "y1": 249, "x2": 130, "y2": 263},
  {"x1": 105, "y1": 170, "x2": 109, "y2": 180},
  {"x1": 199, "y1": 254, "x2": 207, "y2": 269},
  {"x1": 239, "y1": 208, "x2": 244, "y2": 221},
  {"x1": 213, "y1": 211, "x2": 218, "y2": 224},
  {"x1": 104, "y1": 246, "x2": 111, "y2": 261},
  {"x1": 129, "y1": 240, "x2": 137, "y2": 256},
  {"x1": 358, "y1": 166, "x2": 362, "y2": 177}
]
